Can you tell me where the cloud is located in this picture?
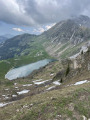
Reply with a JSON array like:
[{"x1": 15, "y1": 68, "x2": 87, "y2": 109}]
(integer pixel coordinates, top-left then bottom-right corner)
[
  {"x1": 45, "y1": 23, "x2": 56, "y2": 30},
  {"x1": 0, "y1": 0, "x2": 35, "y2": 26},
  {"x1": 33, "y1": 27, "x2": 45, "y2": 33},
  {"x1": 33, "y1": 23, "x2": 56, "y2": 34},
  {"x1": 0, "y1": 0, "x2": 90, "y2": 26},
  {"x1": 13, "y1": 28, "x2": 24, "y2": 32}
]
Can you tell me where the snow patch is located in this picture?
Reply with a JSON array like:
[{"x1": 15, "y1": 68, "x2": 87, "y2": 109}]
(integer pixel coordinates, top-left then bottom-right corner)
[
  {"x1": 2, "y1": 95, "x2": 9, "y2": 99},
  {"x1": 80, "y1": 46, "x2": 88, "y2": 53},
  {"x1": 15, "y1": 87, "x2": 18, "y2": 89},
  {"x1": 46, "y1": 86, "x2": 56, "y2": 91},
  {"x1": 69, "y1": 53, "x2": 80, "y2": 59},
  {"x1": 53, "y1": 80, "x2": 61, "y2": 85},
  {"x1": 0, "y1": 102, "x2": 11, "y2": 107},
  {"x1": 23, "y1": 84, "x2": 32, "y2": 87},
  {"x1": 5, "y1": 89, "x2": 9, "y2": 91},
  {"x1": 12, "y1": 95, "x2": 17, "y2": 97},
  {"x1": 74, "y1": 80, "x2": 89, "y2": 85},
  {"x1": 33, "y1": 79, "x2": 51, "y2": 85},
  {"x1": 4, "y1": 96, "x2": 9, "y2": 99},
  {"x1": 69, "y1": 45, "x2": 89, "y2": 60},
  {"x1": 17, "y1": 90, "x2": 30, "y2": 95},
  {"x1": 2, "y1": 95, "x2": 6, "y2": 97},
  {"x1": 50, "y1": 73, "x2": 54, "y2": 76},
  {"x1": 67, "y1": 80, "x2": 90, "y2": 87},
  {"x1": 33, "y1": 79, "x2": 42, "y2": 82},
  {"x1": 14, "y1": 83, "x2": 17, "y2": 85}
]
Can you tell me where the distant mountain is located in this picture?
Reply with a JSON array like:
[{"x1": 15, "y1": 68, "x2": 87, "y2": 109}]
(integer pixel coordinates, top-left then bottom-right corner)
[
  {"x1": 0, "y1": 36, "x2": 7, "y2": 43},
  {"x1": 0, "y1": 34, "x2": 14, "y2": 43},
  {"x1": 0, "y1": 34, "x2": 37, "y2": 59},
  {"x1": 3, "y1": 34, "x2": 14, "y2": 39}
]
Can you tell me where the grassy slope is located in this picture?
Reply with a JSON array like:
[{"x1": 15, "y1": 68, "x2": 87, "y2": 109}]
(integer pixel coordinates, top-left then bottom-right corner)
[
  {"x1": 0, "y1": 34, "x2": 90, "y2": 119},
  {"x1": 59, "y1": 41, "x2": 89, "y2": 59},
  {"x1": 0, "y1": 56, "x2": 90, "y2": 120},
  {"x1": 0, "y1": 82, "x2": 89, "y2": 120},
  {"x1": 44, "y1": 39, "x2": 90, "y2": 60}
]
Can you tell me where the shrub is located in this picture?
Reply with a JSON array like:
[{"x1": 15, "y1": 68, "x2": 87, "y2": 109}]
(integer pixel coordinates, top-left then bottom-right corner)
[
  {"x1": 60, "y1": 78, "x2": 63, "y2": 83},
  {"x1": 65, "y1": 64, "x2": 70, "y2": 76},
  {"x1": 81, "y1": 50, "x2": 83, "y2": 54}
]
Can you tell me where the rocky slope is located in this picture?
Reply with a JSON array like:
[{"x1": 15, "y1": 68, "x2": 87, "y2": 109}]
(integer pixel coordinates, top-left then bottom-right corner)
[{"x1": 42, "y1": 15, "x2": 90, "y2": 58}]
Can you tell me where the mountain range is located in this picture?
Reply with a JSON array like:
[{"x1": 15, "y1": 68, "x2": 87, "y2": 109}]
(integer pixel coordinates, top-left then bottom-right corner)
[
  {"x1": 0, "y1": 15, "x2": 90, "y2": 79},
  {"x1": 0, "y1": 15, "x2": 90, "y2": 61}
]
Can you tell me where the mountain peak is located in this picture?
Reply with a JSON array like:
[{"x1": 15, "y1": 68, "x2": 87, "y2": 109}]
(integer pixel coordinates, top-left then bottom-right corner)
[
  {"x1": 71, "y1": 15, "x2": 90, "y2": 28},
  {"x1": 78, "y1": 15, "x2": 90, "y2": 20}
]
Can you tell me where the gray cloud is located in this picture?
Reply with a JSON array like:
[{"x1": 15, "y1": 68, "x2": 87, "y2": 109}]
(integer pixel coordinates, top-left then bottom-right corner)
[{"x1": 0, "y1": 0, "x2": 90, "y2": 26}]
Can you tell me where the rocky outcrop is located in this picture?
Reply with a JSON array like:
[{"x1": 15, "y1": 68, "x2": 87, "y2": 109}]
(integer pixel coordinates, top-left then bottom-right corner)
[{"x1": 52, "y1": 47, "x2": 90, "y2": 82}]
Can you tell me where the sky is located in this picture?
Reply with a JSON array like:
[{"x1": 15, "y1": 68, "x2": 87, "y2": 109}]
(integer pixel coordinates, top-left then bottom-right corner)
[{"x1": 0, "y1": 0, "x2": 90, "y2": 36}]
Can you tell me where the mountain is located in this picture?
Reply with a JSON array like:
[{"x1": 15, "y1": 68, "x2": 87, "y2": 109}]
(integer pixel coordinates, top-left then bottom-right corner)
[
  {"x1": 0, "y1": 34, "x2": 14, "y2": 43},
  {"x1": 73, "y1": 15, "x2": 90, "y2": 28},
  {"x1": 0, "y1": 15, "x2": 90, "y2": 78},
  {"x1": 0, "y1": 15, "x2": 90, "y2": 61},
  {"x1": 42, "y1": 15, "x2": 90, "y2": 58},
  {"x1": 0, "y1": 33, "x2": 49, "y2": 60},
  {"x1": 3, "y1": 34, "x2": 14, "y2": 39},
  {"x1": 0, "y1": 34, "x2": 37, "y2": 59},
  {"x1": 0, "y1": 36, "x2": 7, "y2": 43}
]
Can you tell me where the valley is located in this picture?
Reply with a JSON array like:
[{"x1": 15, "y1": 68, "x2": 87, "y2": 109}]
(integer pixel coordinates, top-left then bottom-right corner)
[
  {"x1": 0, "y1": 46, "x2": 90, "y2": 120},
  {"x1": 0, "y1": 15, "x2": 90, "y2": 120}
]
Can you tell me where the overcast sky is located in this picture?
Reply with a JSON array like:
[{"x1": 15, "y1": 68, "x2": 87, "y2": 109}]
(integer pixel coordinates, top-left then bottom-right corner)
[{"x1": 0, "y1": 0, "x2": 90, "y2": 35}]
